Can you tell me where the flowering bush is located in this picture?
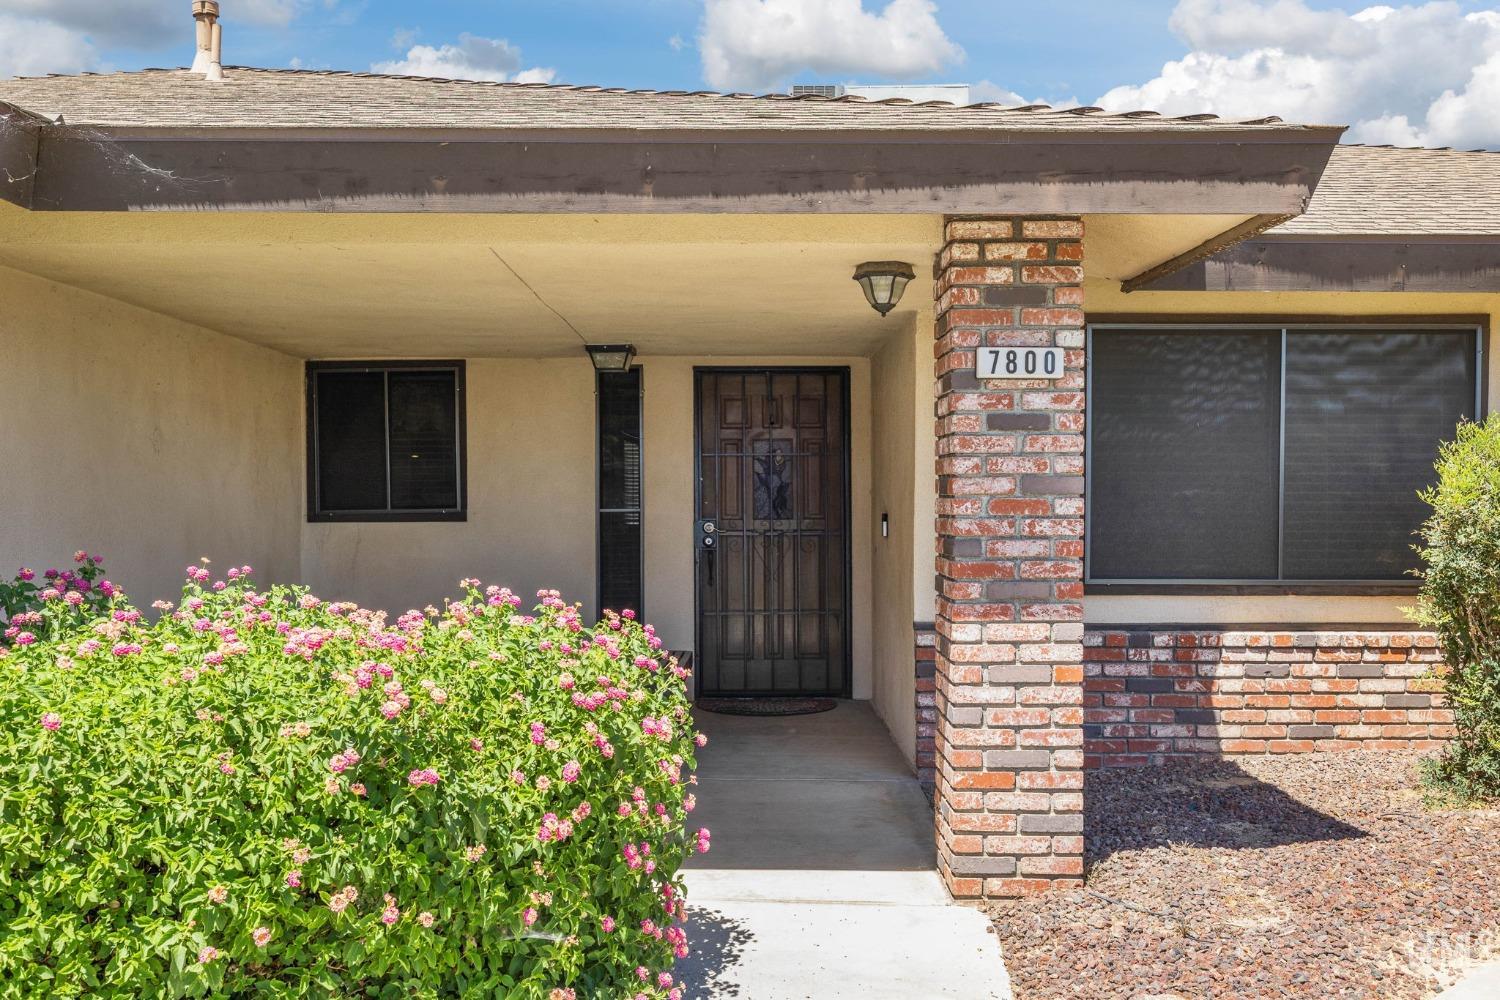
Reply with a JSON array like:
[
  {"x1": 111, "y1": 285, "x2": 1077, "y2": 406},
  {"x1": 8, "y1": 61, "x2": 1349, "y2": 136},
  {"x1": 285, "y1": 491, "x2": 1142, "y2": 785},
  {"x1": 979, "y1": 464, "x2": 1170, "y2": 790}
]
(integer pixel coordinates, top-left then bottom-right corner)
[
  {"x1": 0, "y1": 550, "x2": 115, "y2": 643},
  {"x1": 0, "y1": 561, "x2": 707, "y2": 998}
]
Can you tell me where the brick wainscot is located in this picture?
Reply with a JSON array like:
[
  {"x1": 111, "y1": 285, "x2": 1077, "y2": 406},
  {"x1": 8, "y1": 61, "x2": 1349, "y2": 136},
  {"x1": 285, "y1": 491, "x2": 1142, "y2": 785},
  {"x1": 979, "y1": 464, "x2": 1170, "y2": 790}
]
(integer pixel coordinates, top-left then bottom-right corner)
[{"x1": 1083, "y1": 629, "x2": 1453, "y2": 768}]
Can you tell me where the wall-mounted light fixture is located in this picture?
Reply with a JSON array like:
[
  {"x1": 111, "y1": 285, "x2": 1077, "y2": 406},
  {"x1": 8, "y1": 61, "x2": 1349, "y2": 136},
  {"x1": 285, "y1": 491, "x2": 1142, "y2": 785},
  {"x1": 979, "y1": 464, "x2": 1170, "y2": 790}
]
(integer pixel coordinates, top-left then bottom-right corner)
[
  {"x1": 853, "y1": 261, "x2": 916, "y2": 317},
  {"x1": 584, "y1": 344, "x2": 637, "y2": 372}
]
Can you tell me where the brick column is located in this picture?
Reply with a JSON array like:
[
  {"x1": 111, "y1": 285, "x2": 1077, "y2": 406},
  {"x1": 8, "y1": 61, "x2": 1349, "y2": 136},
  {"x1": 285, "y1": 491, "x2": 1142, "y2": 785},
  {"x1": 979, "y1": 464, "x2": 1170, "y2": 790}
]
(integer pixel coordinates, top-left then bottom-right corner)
[{"x1": 932, "y1": 217, "x2": 1086, "y2": 900}]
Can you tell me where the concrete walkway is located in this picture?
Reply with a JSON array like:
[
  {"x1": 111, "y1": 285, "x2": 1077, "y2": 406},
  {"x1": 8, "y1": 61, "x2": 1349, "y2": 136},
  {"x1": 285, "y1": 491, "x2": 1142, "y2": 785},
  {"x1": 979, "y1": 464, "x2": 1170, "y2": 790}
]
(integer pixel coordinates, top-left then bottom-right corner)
[
  {"x1": 675, "y1": 701, "x2": 1012, "y2": 999},
  {"x1": 1436, "y1": 961, "x2": 1500, "y2": 1000}
]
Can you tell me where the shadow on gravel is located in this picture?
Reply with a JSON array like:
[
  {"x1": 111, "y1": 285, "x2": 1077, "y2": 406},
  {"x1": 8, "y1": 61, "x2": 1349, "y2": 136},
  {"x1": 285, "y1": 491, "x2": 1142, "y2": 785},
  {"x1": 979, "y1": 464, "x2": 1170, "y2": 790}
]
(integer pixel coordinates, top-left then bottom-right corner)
[
  {"x1": 1085, "y1": 758, "x2": 1368, "y2": 866},
  {"x1": 673, "y1": 907, "x2": 755, "y2": 998}
]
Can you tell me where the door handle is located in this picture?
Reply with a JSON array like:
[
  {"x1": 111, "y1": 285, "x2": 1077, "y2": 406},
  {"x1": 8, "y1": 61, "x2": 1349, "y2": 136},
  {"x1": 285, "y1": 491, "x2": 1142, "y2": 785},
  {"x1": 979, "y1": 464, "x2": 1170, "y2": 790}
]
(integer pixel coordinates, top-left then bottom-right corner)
[{"x1": 698, "y1": 520, "x2": 718, "y2": 586}]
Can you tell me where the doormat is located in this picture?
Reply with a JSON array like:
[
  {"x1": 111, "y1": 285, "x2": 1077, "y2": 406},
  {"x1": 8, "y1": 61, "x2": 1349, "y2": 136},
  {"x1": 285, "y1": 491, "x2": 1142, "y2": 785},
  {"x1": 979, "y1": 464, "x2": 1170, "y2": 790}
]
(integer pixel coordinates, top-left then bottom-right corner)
[{"x1": 696, "y1": 697, "x2": 838, "y2": 717}]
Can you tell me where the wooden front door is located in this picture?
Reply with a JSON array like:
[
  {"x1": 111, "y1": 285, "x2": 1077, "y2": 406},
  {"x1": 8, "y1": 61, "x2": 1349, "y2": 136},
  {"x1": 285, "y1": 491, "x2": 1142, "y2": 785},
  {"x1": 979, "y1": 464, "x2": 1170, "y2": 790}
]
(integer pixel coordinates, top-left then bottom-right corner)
[{"x1": 694, "y1": 368, "x2": 850, "y2": 697}]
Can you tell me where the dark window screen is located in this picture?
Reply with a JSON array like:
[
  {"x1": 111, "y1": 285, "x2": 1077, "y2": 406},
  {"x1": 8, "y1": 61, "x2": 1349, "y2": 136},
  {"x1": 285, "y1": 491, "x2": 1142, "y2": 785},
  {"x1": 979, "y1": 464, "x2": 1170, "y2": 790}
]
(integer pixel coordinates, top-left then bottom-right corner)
[
  {"x1": 388, "y1": 372, "x2": 459, "y2": 510},
  {"x1": 310, "y1": 364, "x2": 464, "y2": 520},
  {"x1": 598, "y1": 368, "x2": 643, "y2": 614},
  {"x1": 315, "y1": 371, "x2": 387, "y2": 511},
  {"x1": 1282, "y1": 330, "x2": 1477, "y2": 579},
  {"x1": 1090, "y1": 329, "x2": 1282, "y2": 580}
]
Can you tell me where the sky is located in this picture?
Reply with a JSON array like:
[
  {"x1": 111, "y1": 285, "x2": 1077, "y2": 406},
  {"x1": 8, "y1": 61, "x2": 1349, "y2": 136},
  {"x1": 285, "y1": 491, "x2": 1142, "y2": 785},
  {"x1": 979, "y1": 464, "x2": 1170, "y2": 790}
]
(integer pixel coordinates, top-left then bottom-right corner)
[{"x1": 4, "y1": 0, "x2": 1500, "y2": 148}]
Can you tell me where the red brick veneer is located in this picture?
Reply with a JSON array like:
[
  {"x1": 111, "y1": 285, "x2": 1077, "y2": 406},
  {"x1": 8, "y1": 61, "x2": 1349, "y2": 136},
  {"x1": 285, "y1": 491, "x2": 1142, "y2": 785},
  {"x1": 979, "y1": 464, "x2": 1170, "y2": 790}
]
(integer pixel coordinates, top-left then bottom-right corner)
[
  {"x1": 916, "y1": 625, "x2": 938, "y2": 794},
  {"x1": 1083, "y1": 629, "x2": 1453, "y2": 768},
  {"x1": 932, "y1": 216, "x2": 1087, "y2": 899}
]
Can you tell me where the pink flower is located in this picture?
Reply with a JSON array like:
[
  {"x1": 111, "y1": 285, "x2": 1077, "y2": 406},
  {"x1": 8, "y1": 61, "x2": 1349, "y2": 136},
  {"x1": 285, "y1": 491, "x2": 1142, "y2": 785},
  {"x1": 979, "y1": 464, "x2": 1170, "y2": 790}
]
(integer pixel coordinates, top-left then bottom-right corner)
[
  {"x1": 39, "y1": 712, "x2": 61, "y2": 731},
  {"x1": 658, "y1": 973, "x2": 674, "y2": 989},
  {"x1": 251, "y1": 926, "x2": 272, "y2": 948},
  {"x1": 429, "y1": 687, "x2": 448, "y2": 704},
  {"x1": 510, "y1": 769, "x2": 527, "y2": 786},
  {"x1": 522, "y1": 907, "x2": 538, "y2": 927},
  {"x1": 695, "y1": 733, "x2": 708, "y2": 748},
  {"x1": 535, "y1": 775, "x2": 551, "y2": 792},
  {"x1": 418, "y1": 911, "x2": 435, "y2": 928},
  {"x1": 601, "y1": 915, "x2": 616, "y2": 933},
  {"x1": 470, "y1": 738, "x2": 484, "y2": 751},
  {"x1": 407, "y1": 768, "x2": 441, "y2": 787},
  {"x1": 464, "y1": 844, "x2": 487, "y2": 862},
  {"x1": 529, "y1": 722, "x2": 547, "y2": 745},
  {"x1": 561, "y1": 760, "x2": 581, "y2": 784},
  {"x1": 328, "y1": 885, "x2": 358, "y2": 913},
  {"x1": 379, "y1": 700, "x2": 402, "y2": 719},
  {"x1": 17, "y1": 568, "x2": 33, "y2": 582},
  {"x1": 207, "y1": 885, "x2": 228, "y2": 904},
  {"x1": 350, "y1": 782, "x2": 367, "y2": 797},
  {"x1": 15, "y1": 632, "x2": 36, "y2": 646},
  {"x1": 197, "y1": 946, "x2": 219, "y2": 965},
  {"x1": 381, "y1": 894, "x2": 400, "y2": 925},
  {"x1": 285, "y1": 870, "x2": 302, "y2": 889}
]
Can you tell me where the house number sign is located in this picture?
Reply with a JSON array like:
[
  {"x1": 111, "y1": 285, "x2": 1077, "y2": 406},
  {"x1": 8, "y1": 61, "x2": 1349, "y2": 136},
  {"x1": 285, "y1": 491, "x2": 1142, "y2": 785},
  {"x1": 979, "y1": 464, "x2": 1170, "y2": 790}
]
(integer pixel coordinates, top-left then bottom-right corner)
[{"x1": 976, "y1": 346, "x2": 1066, "y2": 379}]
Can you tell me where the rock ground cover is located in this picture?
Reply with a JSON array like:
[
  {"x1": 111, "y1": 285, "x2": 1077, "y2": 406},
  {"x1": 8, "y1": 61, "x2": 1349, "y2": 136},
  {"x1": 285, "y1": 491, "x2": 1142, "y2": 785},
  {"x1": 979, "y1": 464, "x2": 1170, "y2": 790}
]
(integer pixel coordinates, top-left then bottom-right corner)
[{"x1": 991, "y1": 752, "x2": 1500, "y2": 999}]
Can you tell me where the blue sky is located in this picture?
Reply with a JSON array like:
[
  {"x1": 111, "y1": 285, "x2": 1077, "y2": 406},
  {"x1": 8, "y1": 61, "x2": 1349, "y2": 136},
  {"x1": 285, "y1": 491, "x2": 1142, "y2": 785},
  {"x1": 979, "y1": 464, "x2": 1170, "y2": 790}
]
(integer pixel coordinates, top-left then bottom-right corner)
[
  {"x1": 209, "y1": 1, "x2": 1190, "y2": 104},
  {"x1": 6, "y1": 1, "x2": 1500, "y2": 147}
]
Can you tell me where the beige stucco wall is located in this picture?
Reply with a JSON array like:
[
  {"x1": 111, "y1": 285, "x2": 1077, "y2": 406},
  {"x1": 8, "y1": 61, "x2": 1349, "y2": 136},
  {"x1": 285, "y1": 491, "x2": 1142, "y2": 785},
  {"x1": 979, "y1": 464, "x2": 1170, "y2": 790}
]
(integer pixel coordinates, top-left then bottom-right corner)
[
  {"x1": 1082, "y1": 281, "x2": 1500, "y2": 625},
  {"x1": 0, "y1": 264, "x2": 301, "y2": 604},
  {"x1": 638, "y1": 355, "x2": 875, "y2": 698},
  {"x1": 298, "y1": 354, "x2": 875, "y2": 694},
  {"x1": 870, "y1": 321, "x2": 921, "y2": 766},
  {"x1": 300, "y1": 359, "x2": 597, "y2": 615}
]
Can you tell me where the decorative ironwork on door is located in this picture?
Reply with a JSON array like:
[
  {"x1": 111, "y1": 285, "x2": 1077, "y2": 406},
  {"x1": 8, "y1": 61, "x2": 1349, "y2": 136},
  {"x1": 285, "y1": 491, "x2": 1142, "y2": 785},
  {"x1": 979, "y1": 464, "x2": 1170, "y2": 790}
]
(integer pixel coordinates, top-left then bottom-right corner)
[{"x1": 695, "y1": 369, "x2": 850, "y2": 697}]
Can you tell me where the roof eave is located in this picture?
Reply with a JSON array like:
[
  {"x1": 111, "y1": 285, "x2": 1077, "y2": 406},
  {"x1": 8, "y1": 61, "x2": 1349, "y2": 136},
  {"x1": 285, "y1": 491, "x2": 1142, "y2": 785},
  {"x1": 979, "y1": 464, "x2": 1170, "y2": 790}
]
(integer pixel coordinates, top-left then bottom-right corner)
[
  {"x1": 0, "y1": 102, "x2": 44, "y2": 209},
  {"x1": 16, "y1": 117, "x2": 1344, "y2": 216},
  {"x1": 1136, "y1": 234, "x2": 1500, "y2": 293}
]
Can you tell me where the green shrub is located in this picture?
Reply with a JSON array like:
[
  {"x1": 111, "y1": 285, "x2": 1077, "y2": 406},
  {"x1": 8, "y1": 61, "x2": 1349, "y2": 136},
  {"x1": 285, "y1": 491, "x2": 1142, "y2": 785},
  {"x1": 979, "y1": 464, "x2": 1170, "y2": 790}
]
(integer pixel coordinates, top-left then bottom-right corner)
[
  {"x1": 0, "y1": 562, "x2": 706, "y2": 999},
  {"x1": 1413, "y1": 416, "x2": 1500, "y2": 801}
]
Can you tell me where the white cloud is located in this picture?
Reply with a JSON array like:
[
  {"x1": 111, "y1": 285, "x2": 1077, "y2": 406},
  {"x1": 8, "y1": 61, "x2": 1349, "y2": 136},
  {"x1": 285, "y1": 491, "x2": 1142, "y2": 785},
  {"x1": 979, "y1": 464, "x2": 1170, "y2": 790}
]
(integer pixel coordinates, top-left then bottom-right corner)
[
  {"x1": 971, "y1": 80, "x2": 1080, "y2": 109},
  {"x1": 0, "y1": 0, "x2": 175, "y2": 52},
  {"x1": 1098, "y1": 1, "x2": 1500, "y2": 148},
  {"x1": 0, "y1": 14, "x2": 98, "y2": 79},
  {"x1": 0, "y1": 0, "x2": 352, "y2": 79},
  {"x1": 698, "y1": 0, "x2": 963, "y2": 92},
  {"x1": 373, "y1": 33, "x2": 555, "y2": 84}
]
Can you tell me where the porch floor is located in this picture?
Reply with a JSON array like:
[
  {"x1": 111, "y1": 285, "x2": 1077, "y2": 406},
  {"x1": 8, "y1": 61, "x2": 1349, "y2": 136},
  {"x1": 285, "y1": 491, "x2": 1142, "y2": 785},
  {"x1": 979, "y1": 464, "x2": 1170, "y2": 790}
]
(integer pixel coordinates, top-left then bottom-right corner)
[{"x1": 675, "y1": 700, "x2": 1011, "y2": 999}]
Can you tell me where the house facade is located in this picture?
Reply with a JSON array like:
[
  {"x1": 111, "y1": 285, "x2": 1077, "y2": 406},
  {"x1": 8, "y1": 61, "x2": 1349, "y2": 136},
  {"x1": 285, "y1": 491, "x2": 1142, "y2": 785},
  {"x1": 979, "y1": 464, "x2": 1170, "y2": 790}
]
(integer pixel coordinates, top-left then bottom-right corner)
[{"x1": 2, "y1": 61, "x2": 1496, "y2": 902}]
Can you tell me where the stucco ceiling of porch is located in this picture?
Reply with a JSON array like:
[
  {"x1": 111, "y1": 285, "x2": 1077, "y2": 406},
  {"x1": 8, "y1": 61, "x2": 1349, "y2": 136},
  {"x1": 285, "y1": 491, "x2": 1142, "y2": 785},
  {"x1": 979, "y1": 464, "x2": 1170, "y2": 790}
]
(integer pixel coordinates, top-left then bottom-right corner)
[{"x1": 0, "y1": 209, "x2": 1249, "y2": 358}]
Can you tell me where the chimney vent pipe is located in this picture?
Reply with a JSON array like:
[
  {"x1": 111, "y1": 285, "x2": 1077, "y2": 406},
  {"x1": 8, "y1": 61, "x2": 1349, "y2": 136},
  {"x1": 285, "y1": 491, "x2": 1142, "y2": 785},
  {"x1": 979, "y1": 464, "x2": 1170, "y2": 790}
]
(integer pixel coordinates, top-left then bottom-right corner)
[{"x1": 191, "y1": 1, "x2": 221, "y2": 77}]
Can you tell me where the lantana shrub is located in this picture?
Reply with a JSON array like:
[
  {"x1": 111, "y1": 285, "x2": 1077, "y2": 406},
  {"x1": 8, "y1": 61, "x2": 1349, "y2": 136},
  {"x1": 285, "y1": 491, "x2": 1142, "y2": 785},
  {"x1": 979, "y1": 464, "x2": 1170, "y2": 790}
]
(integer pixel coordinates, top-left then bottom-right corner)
[
  {"x1": 1414, "y1": 415, "x2": 1500, "y2": 800},
  {"x1": 0, "y1": 560, "x2": 707, "y2": 998}
]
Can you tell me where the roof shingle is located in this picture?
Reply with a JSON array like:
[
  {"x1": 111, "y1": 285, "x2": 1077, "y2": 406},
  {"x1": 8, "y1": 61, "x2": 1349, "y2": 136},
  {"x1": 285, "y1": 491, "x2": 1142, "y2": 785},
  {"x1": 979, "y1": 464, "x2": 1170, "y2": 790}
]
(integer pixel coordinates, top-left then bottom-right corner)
[
  {"x1": 1272, "y1": 144, "x2": 1500, "y2": 237},
  {"x1": 0, "y1": 66, "x2": 1327, "y2": 135}
]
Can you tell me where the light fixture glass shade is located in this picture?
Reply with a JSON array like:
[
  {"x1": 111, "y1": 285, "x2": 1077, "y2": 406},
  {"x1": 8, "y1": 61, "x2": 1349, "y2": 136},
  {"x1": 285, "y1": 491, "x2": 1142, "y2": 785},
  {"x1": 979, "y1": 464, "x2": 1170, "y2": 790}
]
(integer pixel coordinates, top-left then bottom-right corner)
[
  {"x1": 585, "y1": 344, "x2": 637, "y2": 371},
  {"x1": 853, "y1": 261, "x2": 916, "y2": 316}
]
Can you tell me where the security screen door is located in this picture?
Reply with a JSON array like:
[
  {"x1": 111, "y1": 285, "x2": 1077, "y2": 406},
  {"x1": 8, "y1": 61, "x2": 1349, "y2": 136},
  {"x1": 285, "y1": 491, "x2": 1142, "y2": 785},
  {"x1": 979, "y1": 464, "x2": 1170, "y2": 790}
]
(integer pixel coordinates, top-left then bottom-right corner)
[{"x1": 694, "y1": 369, "x2": 850, "y2": 697}]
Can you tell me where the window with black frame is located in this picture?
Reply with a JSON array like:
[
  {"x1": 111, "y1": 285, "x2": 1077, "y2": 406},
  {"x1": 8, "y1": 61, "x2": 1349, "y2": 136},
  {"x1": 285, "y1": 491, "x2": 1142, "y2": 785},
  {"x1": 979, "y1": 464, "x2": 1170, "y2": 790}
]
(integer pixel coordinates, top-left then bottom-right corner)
[
  {"x1": 306, "y1": 362, "x2": 466, "y2": 521},
  {"x1": 1087, "y1": 325, "x2": 1480, "y2": 587},
  {"x1": 597, "y1": 367, "x2": 644, "y2": 615}
]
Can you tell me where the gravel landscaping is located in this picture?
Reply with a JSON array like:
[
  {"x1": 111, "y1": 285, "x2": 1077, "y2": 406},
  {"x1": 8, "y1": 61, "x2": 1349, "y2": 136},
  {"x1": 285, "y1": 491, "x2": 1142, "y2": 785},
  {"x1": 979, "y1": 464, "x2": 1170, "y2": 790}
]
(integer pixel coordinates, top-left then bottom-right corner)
[{"x1": 991, "y1": 752, "x2": 1500, "y2": 1000}]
